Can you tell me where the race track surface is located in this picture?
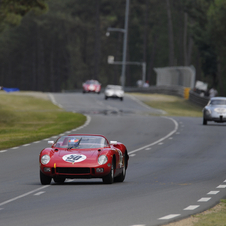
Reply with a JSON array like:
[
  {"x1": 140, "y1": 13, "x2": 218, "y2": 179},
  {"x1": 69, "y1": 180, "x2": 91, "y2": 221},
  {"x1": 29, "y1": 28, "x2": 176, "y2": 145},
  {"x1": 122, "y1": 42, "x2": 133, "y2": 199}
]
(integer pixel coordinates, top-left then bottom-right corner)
[{"x1": 1, "y1": 93, "x2": 226, "y2": 226}]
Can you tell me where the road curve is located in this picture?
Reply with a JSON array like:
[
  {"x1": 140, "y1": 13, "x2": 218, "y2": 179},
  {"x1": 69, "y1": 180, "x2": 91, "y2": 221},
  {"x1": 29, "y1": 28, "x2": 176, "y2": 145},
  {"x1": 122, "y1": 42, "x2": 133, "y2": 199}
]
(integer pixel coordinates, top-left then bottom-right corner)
[{"x1": 0, "y1": 93, "x2": 226, "y2": 226}]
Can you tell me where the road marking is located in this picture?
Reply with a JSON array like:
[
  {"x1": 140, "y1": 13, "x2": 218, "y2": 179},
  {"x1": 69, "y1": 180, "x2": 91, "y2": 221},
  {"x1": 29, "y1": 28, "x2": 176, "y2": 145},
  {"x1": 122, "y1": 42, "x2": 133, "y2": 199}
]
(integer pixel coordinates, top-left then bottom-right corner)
[
  {"x1": 217, "y1": 185, "x2": 226, "y2": 188},
  {"x1": 34, "y1": 191, "x2": 45, "y2": 196},
  {"x1": 145, "y1": 148, "x2": 151, "y2": 150},
  {"x1": 184, "y1": 205, "x2": 199, "y2": 210},
  {"x1": 224, "y1": 180, "x2": 226, "y2": 183},
  {"x1": 198, "y1": 197, "x2": 211, "y2": 202},
  {"x1": 23, "y1": 144, "x2": 30, "y2": 147},
  {"x1": 129, "y1": 154, "x2": 136, "y2": 157},
  {"x1": 33, "y1": 141, "x2": 40, "y2": 144},
  {"x1": 158, "y1": 142, "x2": 163, "y2": 145},
  {"x1": 0, "y1": 150, "x2": 7, "y2": 153},
  {"x1": 129, "y1": 117, "x2": 178, "y2": 155},
  {"x1": 11, "y1": 147, "x2": 19, "y2": 150},
  {"x1": 158, "y1": 214, "x2": 181, "y2": 220},
  {"x1": 0, "y1": 186, "x2": 49, "y2": 207},
  {"x1": 207, "y1": 191, "x2": 219, "y2": 195},
  {"x1": 130, "y1": 225, "x2": 146, "y2": 226}
]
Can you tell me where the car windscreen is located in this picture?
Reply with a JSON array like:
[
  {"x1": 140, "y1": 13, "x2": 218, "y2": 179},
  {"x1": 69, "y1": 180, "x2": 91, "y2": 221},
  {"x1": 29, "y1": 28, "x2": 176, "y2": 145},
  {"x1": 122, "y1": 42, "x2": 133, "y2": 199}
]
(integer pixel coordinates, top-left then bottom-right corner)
[
  {"x1": 210, "y1": 100, "x2": 226, "y2": 105},
  {"x1": 54, "y1": 136, "x2": 108, "y2": 149}
]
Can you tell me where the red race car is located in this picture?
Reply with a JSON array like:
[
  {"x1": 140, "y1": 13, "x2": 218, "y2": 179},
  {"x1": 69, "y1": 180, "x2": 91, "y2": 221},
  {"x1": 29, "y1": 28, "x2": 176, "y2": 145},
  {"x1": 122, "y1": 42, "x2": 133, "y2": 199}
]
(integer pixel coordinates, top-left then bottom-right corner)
[
  {"x1": 82, "y1": 80, "x2": 101, "y2": 94},
  {"x1": 39, "y1": 134, "x2": 129, "y2": 184}
]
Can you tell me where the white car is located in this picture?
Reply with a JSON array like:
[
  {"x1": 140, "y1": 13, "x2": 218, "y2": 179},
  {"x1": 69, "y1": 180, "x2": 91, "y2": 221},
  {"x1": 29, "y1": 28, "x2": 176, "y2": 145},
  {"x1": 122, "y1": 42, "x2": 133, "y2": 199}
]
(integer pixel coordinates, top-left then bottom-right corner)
[
  {"x1": 203, "y1": 97, "x2": 226, "y2": 125},
  {"x1": 104, "y1": 85, "x2": 124, "y2": 101}
]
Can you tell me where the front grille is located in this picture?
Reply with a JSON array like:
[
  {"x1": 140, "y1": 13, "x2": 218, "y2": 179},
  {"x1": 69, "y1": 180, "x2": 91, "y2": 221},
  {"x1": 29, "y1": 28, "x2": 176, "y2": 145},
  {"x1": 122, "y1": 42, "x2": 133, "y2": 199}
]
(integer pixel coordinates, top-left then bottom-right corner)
[{"x1": 56, "y1": 167, "x2": 90, "y2": 174}]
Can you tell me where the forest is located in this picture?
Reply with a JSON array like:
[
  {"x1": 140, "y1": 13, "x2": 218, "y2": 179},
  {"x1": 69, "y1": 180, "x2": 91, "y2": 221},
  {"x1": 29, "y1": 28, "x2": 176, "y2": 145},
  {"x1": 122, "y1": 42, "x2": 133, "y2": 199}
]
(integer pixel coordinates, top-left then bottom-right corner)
[{"x1": 0, "y1": 0, "x2": 226, "y2": 95}]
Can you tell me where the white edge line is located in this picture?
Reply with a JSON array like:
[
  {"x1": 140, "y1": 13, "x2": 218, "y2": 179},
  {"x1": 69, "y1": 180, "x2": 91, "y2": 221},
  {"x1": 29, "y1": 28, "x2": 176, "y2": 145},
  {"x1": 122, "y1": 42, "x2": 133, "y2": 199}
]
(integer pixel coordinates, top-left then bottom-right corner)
[
  {"x1": 0, "y1": 185, "x2": 49, "y2": 207},
  {"x1": 128, "y1": 117, "x2": 178, "y2": 154},
  {"x1": 158, "y1": 214, "x2": 181, "y2": 220}
]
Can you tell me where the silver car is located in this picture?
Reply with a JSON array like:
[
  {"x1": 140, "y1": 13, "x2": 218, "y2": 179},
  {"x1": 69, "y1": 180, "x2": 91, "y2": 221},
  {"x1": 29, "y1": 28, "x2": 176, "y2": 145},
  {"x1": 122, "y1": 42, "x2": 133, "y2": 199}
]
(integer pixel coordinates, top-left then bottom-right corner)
[
  {"x1": 104, "y1": 85, "x2": 124, "y2": 101},
  {"x1": 203, "y1": 97, "x2": 226, "y2": 125}
]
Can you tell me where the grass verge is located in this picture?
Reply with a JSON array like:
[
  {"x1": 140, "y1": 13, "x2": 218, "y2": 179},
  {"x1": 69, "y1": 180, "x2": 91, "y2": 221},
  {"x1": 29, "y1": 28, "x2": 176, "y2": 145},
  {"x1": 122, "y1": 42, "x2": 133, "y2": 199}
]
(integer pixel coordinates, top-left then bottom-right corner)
[
  {"x1": 130, "y1": 93, "x2": 203, "y2": 117},
  {"x1": 0, "y1": 92, "x2": 86, "y2": 150}
]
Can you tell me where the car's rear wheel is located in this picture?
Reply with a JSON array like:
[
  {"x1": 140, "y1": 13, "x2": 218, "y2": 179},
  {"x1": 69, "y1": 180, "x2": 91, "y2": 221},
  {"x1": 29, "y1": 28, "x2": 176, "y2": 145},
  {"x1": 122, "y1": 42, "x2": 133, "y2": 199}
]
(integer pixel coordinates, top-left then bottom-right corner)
[
  {"x1": 53, "y1": 177, "x2": 65, "y2": 184},
  {"x1": 203, "y1": 118, "x2": 207, "y2": 125},
  {"x1": 120, "y1": 97, "x2": 123, "y2": 101},
  {"x1": 40, "y1": 170, "x2": 52, "y2": 185},
  {"x1": 102, "y1": 163, "x2": 114, "y2": 184},
  {"x1": 114, "y1": 164, "x2": 126, "y2": 182}
]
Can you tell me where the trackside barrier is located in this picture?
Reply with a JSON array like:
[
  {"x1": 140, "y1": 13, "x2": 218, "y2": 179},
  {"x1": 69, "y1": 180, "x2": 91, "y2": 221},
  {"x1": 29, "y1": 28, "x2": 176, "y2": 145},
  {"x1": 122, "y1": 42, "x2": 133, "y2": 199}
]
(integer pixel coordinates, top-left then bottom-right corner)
[{"x1": 189, "y1": 90, "x2": 209, "y2": 107}]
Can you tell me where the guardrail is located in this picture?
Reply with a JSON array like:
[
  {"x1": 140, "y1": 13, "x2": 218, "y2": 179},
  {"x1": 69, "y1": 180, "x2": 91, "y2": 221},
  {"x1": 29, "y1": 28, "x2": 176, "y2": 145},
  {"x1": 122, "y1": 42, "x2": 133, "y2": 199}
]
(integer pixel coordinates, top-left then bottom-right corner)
[{"x1": 189, "y1": 90, "x2": 209, "y2": 107}]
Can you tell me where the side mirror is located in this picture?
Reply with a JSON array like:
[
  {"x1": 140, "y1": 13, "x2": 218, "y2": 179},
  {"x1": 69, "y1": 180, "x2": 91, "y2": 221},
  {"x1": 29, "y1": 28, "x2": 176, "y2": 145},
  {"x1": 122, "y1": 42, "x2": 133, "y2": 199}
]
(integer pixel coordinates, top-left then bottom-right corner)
[
  {"x1": 110, "y1": 141, "x2": 118, "y2": 145},
  {"x1": 48, "y1": 141, "x2": 54, "y2": 145}
]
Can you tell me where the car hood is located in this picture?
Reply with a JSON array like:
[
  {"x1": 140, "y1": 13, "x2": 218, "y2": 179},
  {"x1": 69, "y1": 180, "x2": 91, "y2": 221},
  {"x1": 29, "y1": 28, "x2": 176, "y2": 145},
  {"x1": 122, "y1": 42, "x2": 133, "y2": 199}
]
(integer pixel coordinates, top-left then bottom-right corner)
[{"x1": 50, "y1": 149, "x2": 100, "y2": 166}]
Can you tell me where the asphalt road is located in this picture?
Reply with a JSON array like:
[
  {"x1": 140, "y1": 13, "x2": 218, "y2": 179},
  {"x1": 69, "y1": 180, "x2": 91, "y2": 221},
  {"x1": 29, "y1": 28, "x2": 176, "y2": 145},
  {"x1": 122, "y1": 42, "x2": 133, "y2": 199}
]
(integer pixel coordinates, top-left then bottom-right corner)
[{"x1": 1, "y1": 93, "x2": 226, "y2": 226}]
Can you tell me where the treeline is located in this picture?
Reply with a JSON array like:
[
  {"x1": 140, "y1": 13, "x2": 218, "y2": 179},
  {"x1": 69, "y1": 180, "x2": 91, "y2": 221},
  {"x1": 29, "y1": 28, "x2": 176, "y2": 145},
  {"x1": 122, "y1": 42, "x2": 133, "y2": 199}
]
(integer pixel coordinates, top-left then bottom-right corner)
[{"x1": 0, "y1": 0, "x2": 225, "y2": 94}]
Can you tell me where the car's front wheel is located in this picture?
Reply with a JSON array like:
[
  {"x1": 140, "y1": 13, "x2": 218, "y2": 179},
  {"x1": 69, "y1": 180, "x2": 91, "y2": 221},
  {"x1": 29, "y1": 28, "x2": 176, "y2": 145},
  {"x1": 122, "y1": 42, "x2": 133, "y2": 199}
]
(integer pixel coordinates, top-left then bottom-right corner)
[
  {"x1": 203, "y1": 118, "x2": 207, "y2": 125},
  {"x1": 102, "y1": 163, "x2": 114, "y2": 184},
  {"x1": 40, "y1": 170, "x2": 52, "y2": 185}
]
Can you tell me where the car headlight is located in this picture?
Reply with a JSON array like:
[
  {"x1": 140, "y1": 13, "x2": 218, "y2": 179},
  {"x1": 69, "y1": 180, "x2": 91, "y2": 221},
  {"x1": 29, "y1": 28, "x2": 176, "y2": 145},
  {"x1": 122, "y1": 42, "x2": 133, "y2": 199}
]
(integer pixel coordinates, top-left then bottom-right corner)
[
  {"x1": 98, "y1": 155, "x2": 108, "y2": 165},
  {"x1": 204, "y1": 109, "x2": 211, "y2": 115},
  {"x1": 41, "y1": 155, "x2": 50, "y2": 165}
]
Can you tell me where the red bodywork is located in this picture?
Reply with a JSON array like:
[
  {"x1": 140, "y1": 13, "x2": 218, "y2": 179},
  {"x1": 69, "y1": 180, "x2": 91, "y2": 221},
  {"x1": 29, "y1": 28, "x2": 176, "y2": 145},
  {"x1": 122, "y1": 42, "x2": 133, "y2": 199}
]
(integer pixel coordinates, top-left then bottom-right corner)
[
  {"x1": 82, "y1": 80, "x2": 101, "y2": 94},
  {"x1": 39, "y1": 134, "x2": 128, "y2": 184}
]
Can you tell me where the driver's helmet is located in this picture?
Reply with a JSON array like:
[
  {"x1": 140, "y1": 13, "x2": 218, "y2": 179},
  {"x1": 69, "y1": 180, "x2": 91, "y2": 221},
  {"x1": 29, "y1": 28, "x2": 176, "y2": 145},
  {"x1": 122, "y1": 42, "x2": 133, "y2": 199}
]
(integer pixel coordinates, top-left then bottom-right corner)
[{"x1": 68, "y1": 138, "x2": 79, "y2": 148}]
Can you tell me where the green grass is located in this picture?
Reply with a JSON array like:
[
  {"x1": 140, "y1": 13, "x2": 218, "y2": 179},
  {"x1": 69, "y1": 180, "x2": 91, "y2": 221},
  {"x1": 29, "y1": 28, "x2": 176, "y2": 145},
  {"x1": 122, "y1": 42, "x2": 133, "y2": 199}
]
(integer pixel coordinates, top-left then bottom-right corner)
[
  {"x1": 130, "y1": 93, "x2": 203, "y2": 117},
  {"x1": 0, "y1": 92, "x2": 86, "y2": 150},
  {"x1": 193, "y1": 200, "x2": 226, "y2": 226}
]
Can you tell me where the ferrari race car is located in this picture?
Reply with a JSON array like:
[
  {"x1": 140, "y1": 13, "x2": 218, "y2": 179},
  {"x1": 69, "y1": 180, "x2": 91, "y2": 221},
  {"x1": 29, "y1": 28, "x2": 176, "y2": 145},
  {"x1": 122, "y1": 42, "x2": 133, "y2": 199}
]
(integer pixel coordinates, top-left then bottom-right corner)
[
  {"x1": 39, "y1": 134, "x2": 129, "y2": 184},
  {"x1": 82, "y1": 80, "x2": 101, "y2": 94}
]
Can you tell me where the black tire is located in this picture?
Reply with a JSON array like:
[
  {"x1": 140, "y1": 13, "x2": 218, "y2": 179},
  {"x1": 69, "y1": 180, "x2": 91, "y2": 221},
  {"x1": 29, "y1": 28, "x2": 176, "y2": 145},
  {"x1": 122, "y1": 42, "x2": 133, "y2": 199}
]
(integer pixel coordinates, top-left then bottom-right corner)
[
  {"x1": 53, "y1": 177, "x2": 65, "y2": 184},
  {"x1": 105, "y1": 96, "x2": 108, "y2": 100},
  {"x1": 102, "y1": 162, "x2": 114, "y2": 184},
  {"x1": 120, "y1": 97, "x2": 123, "y2": 101},
  {"x1": 40, "y1": 170, "x2": 52, "y2": 185},
  {"x1": 203, "y1": 118, "x2": 207, "y2": 125},
  {"x1": 114, "y1": 164, "x2": 126, "y2": 182}
]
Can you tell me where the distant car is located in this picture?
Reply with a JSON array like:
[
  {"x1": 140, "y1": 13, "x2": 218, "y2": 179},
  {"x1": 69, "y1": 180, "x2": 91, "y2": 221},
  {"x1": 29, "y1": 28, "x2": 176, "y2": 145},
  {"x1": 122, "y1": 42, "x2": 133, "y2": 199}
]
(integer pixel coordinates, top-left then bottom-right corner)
[
  {"x1": 82, "y1": 80, "x2": 101, "y2": 94},
  {"x1": 105, "y1": 85, "x2": 124, "y2": 101},
  {"x1": 39, "y1": 134, "x2": 129, "y2": 184},
  {"x1": 203, "y1": 97, "x2": 226, "y2": 125}
]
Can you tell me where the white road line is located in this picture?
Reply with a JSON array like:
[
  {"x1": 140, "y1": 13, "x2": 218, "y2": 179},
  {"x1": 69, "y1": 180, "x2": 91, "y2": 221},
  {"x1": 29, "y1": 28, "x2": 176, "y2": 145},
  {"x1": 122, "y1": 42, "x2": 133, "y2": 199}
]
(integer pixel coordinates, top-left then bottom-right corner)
[
  {"x1": 158, "y1": 143, "x2": 163, "y2": 145},
  {"x1": 198, "y1": 197, "x2": 211, "y2": 202},
  {"x1": 224, "y1": 180, "x2": 226, "y2": 183},
  {"x1": 129, "y1": 117, "x2": 178, "y2": 155},
  {"x1": 34, "y1": 191, "x2": 45, "y2": 196},
  {"x1": 158, "y1": 214, "x2": 181, "y2": 220},
  {"x1": 33, "y1": 141, "x2": 40, "y2": 144},
  {"x1": 217, "y1": 185, "x2": 226, "y2": 188},
  {"x1": 130, "y1": 225, "x2": 146, "y2": 226},
  {"x1": 23, "y1": 144, "x2": 30, "y2": 147},
  {"x1": 129, "y1": 154, "x2": 136, "y2": 157},
  {"x1": 207, "y1": 191, "x2": 219, "y2": 195},
  {"x1": 184, "y1": 205, "x2": 199, "y2": 210},
  {"x1": 11, "y1": 147, "x2": 19, "y2": 150},
  {"x1": 145, "y1": 148, "x2": 151, "y2": 150},
  {"x1": 0, "y1": 185, "x2": 49, "y2": 207},
  {"x1": 0, "y1": 150, "x2": 7, "y2": 153}
]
